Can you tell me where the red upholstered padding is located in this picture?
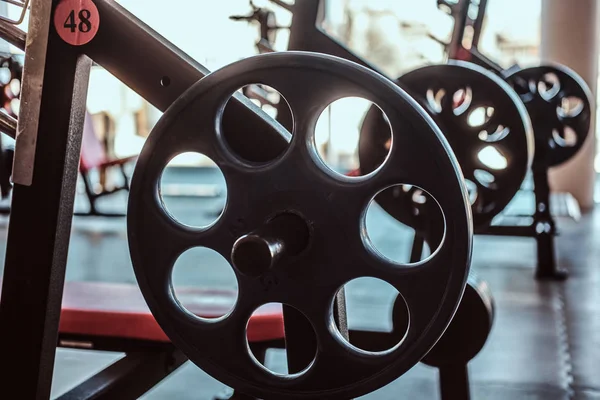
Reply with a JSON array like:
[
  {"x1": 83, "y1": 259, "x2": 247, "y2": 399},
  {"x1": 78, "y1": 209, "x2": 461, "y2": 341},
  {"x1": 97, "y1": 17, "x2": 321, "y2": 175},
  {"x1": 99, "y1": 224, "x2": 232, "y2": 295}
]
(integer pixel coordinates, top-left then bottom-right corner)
[{"x1": 2, "y1": 281, "x2": 284, "y2": 343}]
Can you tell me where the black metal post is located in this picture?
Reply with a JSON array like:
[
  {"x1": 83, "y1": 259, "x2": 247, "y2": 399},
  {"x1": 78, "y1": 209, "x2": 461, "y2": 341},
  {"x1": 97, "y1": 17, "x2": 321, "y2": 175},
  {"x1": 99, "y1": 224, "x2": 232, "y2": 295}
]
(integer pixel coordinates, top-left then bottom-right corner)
[
  {"x1": 57, "y1": 350, "x2": 187, "y2": 400},
  {"x1": 439, "y1": 364, "x2": 470, "y2": 400},
  {"x1": 0, "y1": 17, "x2": 91, "y2": 400},
  {"x1": 410, "y1": 234, "x2": 425, "y2": 264},
  {"x1": 532, "y1": 167, "x2": 565, "y2": 280}
]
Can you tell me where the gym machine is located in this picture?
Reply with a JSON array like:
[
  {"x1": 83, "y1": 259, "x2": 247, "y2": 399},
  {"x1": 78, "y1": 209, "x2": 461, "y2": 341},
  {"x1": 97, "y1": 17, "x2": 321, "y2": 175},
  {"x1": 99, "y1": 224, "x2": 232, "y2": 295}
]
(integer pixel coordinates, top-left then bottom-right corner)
[
  {"x1": 235, "y1": 0, "x2": 592, "y2": 281},
  {"x1": 439, "y1": 0, "x2": 592, "y2": 280},
  {"x1": 0, "y1": 0, "x2": 292, "y2": 398},
  {"x1": 0, "y1": 1, "x2": 477, "y2": 399}
]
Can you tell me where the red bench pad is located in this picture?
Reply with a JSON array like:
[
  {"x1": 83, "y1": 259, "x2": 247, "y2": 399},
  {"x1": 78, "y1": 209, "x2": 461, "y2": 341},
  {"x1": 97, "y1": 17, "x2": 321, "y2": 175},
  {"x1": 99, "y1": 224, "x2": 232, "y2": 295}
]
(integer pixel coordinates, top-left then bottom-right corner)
[{"x1": 58, "y1": 282, "x2": 284, "y2": 343}]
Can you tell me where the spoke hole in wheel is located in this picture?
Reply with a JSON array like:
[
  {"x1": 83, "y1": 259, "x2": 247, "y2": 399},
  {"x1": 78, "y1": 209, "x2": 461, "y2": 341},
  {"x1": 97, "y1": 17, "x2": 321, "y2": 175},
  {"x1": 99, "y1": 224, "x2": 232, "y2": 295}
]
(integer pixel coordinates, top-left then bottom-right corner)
[
  {"x1": 464, "y1": 179, "x2": 478, "y2": 205},
  {"x1": 365, "y1": 185, "x2": 445, "y2": 265},
  {"x1": 477, "y1": 145, "x2": 507, "y2": 170},
  {"x1": 467, "y1": 106, "x2": 494, "y2": 127},
  {"x1": 557, "y1": 96, "x2": 584, "y2": 119},
  {"x1": 538, "y1": 73, "x2": 561, "y2": 101},
  {"x1": 479, "y1": 125, "x2": 509, "y2": 142},
  {"x1": 474, "y1": 169, "x2": 497, "y2": 190},
  {"x1": 552, "y1": 127, "x2": 578, "y2": 147},
  {"x1": 246, "y1": 303, "x2": 316, "y2": 377},
  {"x1": 171, "y1": 247, "x2": 239, "y2": 321},
  {"x1": 452, "y1": 87, "x2": 472, "y2": 116},
  {"x1": 511, "y1": 76, "x2": 532, "y2": 100},
  {"x1": 315, "y1": 97, "x2": 392, "y2": 178},
  {"x1": 221, "y1": 84, "x2": 293, "y2": 165},
  {"x1": 160, "y1": 152, "x2": 227, "y2": 229},
  {"x1": 332, "y1": 277, "x2": 409, "y2": 353},
  {"x1": 426, "y1": 88, "x2": 445, "y2": 114}
]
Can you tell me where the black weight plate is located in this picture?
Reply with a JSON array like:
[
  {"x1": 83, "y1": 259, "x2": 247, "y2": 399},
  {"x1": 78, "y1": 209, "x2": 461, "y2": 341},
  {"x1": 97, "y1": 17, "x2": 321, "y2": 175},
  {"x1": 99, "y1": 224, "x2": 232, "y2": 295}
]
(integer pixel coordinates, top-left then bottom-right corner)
[
  {"x1": 128, "y1": 52, "x2": 472, "y2": 399},
  {"x1": 421, "y1": 274, "x2": 494, "y2": 366},
  {"x1": 360, "y1": 61, "x2": 533, "y2": 233},
  {"x1": 504, "y1": 64, "x2": 592, "y2": 167}
]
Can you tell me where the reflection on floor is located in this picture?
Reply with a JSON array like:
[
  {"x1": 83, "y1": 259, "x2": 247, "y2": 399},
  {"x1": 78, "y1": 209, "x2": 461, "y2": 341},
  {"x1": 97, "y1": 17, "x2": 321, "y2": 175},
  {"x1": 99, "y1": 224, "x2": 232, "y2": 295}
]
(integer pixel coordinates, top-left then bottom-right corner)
[{"x1": 0, "y1": 168, "x2": 598, "y2": 399}]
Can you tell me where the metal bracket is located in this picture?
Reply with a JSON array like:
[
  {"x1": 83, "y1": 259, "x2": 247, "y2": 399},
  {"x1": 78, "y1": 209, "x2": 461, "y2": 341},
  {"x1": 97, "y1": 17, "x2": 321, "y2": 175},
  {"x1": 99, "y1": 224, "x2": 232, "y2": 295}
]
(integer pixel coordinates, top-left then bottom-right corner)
[{"x1": 12, "y1": 0, "x2": 49, "y2": 186}]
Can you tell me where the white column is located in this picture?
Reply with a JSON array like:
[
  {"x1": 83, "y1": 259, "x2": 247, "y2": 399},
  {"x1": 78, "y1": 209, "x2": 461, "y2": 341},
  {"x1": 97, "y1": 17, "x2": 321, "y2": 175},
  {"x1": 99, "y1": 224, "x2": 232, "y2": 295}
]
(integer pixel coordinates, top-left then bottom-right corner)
[{"x1": 541, "y1": 0, "x2": 599, "y2": 209}]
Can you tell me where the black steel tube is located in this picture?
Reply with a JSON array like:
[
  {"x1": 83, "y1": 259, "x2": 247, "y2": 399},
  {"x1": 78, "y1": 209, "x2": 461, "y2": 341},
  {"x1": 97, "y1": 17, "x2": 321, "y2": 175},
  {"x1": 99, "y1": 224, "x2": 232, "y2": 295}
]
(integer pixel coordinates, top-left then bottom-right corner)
[
  {"x1": 0, "y1": 19, "x2": 26, "y2": 50},
  {"x1": 0, "y1": 111, "x2": 17, "y2": 138},
  {"x1": 409, "y1": 234, "x2": 425, "y2": 263},
  {"x1": 0, "y1": 34, "x2": 92, "y2": 399},
  {"x1": 439, "y1": 364, "x2": 470, "y2": 400},
  {"x1": 232, "y1": 213, "x2": 309, "y2": 277}
]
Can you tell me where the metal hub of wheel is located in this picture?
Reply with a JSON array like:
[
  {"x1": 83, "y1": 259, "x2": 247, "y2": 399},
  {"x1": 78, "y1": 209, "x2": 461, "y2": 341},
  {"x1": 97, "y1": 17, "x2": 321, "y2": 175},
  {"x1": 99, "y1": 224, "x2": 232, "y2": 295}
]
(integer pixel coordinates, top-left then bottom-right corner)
[
  {"x1": 128, "y1": 52, "x2": 472, "y2": 399},
  {"x1": 360, "y1": 61, "x2": 533, "y2": 233},
  {"x1": 504, "y1": 64, "x2": 592, "y2": 167}
]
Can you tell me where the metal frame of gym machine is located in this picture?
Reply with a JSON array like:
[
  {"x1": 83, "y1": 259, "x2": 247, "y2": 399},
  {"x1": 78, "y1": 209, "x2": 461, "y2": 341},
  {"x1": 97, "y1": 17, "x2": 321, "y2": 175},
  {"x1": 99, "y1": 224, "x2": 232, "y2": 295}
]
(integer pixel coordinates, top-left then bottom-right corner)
[
  {"x1": 444, "y1": 0, "x2": 567, "y2": 280},
  {"x1": 266, "y1": 0, "x2": 569, "y2": 279},
  {"x1": 0, "y1": 1, "x2": 292, "y2": 398},
  {"x1": 0, "y1": 1, "x2": 484, "y2": 399}
]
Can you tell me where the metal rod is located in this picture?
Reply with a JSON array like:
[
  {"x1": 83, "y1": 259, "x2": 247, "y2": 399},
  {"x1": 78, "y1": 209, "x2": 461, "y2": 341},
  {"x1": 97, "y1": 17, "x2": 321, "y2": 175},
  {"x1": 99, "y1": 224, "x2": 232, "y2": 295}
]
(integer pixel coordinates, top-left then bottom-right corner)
[
  {"x1": 0, "y1": 19, "x2": 26, "y2": 49},
  {"x1": 0, "y1": 34, "x2": 92, "y2": 400},
  {"x1": 0, "y1": 111, "x2": 16, "y2": 138},
  {"x1": 439, "y1": 364, "x2": 471, "y2": 400},
  {"x1": 532, "y1": 166, "x2": 565, "y2": 280},
  {"x1": 57, "y1": 350, "x2": 186, "y2": 400},
  {"x1": 409, "y1": 234, "x2": 425, "y2": 263},
  {"x1": 231, "y1": 213, "x2": 309, "y2": 277}
]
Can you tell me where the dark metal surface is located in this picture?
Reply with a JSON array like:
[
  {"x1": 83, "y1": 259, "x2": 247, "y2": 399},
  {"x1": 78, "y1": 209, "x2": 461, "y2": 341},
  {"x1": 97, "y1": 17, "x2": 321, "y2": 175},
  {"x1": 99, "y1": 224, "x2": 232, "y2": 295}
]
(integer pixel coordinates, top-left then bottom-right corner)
[
  {"x1": 0, "y1": 110, "x2": 17, "y2": 138},
  {"x1": 57, "y1": 350, "x2": 187, "y2": 400},
  {"x1": 361, "y1": 62, "x2": 533, "y2": 230},
  {"x1": 128, "y1": 52, "x2": 472, "y2": 399},
  {"x1": 422, "y1": 275, "x2": 494, "y2": 367},
  {"x1": 504, "y1": 65, "x2": 592, "y2": 168},
  {"x1": 0, "y1": 19, "x2": 25, "y2": 49},
  {"x1": 0, "y1": 28, "x2": 92, "y2": 400}
]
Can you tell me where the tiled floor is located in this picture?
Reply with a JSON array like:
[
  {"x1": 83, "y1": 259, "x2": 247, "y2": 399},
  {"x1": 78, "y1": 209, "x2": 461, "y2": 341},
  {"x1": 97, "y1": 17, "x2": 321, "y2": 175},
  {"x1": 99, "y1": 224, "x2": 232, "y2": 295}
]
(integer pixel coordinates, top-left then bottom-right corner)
[{"x1": 0, "y1": 170, "x2": 598, "y2": 399}]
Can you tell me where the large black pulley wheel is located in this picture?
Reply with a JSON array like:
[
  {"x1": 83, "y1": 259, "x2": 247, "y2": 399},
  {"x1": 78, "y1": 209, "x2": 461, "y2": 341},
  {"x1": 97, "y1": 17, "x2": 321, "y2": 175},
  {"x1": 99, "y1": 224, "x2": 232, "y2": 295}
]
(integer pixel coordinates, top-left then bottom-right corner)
[
  {"x1": 505, "y1": 64, "x2": 592, "y2": 167},
  {"x1": 361, "y1": 61, "x2": 533, "y2": 233},
  {"x1": 128, "y1": 52, "x2": 472, "y2": 399}
]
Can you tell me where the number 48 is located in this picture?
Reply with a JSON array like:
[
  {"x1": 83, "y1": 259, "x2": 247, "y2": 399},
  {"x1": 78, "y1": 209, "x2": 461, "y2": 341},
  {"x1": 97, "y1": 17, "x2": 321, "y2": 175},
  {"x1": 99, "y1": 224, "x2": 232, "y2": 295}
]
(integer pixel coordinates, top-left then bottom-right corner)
[{"x1": 64, "y1": 9, "x2": 92, "y2": 33}]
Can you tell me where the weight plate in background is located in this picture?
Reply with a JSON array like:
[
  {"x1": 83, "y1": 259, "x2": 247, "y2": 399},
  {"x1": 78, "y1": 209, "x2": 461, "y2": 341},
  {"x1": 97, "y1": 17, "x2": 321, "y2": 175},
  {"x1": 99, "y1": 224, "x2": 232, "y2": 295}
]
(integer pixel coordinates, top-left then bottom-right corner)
[
  {"x1": 504, "y1": 64, "x2": 592, "y2": 167},
  {"x1": 360, "y1": 61, "x2": 533, "y2": 236}
]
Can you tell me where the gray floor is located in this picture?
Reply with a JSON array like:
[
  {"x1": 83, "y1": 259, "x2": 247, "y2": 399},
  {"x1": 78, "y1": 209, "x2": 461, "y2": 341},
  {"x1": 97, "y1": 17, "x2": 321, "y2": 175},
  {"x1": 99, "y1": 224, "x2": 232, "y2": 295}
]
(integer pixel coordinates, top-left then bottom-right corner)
[{"x1": 0, "y1": 168, "x2": 598, "y2": 399}]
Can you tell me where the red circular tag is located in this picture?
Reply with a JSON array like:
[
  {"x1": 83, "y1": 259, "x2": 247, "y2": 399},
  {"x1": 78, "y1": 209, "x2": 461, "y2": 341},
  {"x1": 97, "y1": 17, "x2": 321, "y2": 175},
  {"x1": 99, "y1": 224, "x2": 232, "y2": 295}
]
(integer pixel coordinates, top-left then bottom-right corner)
[{"x1": 54, "y1": 0, "x2": 100, "y2": 46}]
